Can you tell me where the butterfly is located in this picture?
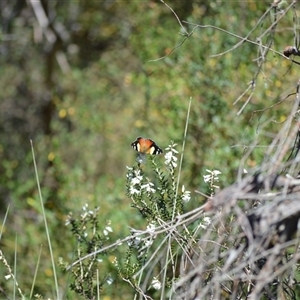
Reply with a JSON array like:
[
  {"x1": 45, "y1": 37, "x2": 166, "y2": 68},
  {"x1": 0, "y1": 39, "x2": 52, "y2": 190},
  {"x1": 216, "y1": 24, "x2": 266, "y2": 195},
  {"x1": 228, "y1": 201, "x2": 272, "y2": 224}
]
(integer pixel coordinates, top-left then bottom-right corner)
[{"x1": 131, "y1": 137, "x2": 163, "y2": 155}]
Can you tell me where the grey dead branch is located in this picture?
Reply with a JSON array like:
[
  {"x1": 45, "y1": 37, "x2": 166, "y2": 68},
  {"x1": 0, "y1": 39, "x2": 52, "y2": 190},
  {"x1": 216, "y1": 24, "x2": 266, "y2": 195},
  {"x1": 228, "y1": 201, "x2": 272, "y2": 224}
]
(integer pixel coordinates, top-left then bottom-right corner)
[{"x1": 174, "y1": 83, "x2": 300, "y2": 300}]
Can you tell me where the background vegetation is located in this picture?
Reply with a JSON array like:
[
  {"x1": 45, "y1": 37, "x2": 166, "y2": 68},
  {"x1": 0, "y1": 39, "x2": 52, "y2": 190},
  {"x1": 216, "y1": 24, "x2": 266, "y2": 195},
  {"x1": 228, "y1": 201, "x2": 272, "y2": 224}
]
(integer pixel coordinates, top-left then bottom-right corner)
[{"x1": 1, "y1": 0, "x2": 300, "y2": 299}]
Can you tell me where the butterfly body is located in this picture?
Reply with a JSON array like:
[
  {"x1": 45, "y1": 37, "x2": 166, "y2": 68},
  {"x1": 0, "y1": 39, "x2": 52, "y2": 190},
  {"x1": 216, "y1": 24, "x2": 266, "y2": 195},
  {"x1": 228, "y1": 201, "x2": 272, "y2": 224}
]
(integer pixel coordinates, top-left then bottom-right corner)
[{"x1": 131, "y1": 137, "x2": 163, "y2": 155}]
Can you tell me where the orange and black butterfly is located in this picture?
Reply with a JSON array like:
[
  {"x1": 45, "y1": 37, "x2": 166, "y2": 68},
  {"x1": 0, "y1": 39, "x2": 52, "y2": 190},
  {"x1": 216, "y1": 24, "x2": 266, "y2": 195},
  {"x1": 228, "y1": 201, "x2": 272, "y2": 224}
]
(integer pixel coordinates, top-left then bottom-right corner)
[{"x1": 131, "y1": 137, "x2": 163, "y2": 155}]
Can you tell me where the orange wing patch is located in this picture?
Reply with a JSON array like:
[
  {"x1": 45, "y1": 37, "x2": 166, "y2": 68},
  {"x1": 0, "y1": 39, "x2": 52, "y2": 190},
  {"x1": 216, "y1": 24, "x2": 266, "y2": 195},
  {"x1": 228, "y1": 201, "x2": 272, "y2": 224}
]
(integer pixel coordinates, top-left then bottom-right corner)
[{"x1": 131, "y1": 137, "x2": 163, "y2": 155}]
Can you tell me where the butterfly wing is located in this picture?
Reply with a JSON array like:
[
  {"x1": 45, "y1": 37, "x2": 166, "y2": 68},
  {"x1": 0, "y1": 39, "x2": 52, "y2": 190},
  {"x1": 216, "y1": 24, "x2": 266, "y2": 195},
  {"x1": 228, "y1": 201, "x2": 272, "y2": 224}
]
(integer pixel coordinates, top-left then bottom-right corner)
[{"x1": 131, "y1": 137, "x2": 163, "y2": 155}]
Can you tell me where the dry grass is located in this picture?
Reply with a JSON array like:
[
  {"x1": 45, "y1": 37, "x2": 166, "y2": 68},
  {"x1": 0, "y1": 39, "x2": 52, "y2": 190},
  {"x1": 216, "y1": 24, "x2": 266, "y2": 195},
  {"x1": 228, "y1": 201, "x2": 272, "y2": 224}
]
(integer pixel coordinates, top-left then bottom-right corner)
[{"x1": 174, "y1": 85, "x2": 300, "y2": 300}]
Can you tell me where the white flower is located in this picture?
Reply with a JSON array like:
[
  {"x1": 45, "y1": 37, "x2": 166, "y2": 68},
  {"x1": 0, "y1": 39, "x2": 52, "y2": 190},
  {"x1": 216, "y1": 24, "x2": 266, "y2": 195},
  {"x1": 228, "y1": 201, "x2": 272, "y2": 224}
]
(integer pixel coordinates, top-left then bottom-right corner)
[
  {"x1": 128, "y1": 168, "x2": 144, "y2": 195},
  {"x1": 164, "y1": 150, "x2": 178, "y2": 168},
  {"x1": 181, "y1": 185, "x2": 191, "y2": 203},
  {"x1": 144, "y1": 238, "x2": 153, "y2": 248},
  {"x1": 151, "y1": 277, "x2": 162, "y2": 290},
  {"x1": 141, "y1": 182, "x2": 156, "y2": 194},
  {"x1": 212, "y1": 170, "x2": 221, "y2": 176},
  {"x1": 147, "y1": 222, "x2": 156, "y2": 234},
  {"x1": 131, "y1": 175, "x2": 143, "y2": 186},
  {"x1": 81, "y1": 212, "x2": 88, "y2": 219},
  {"x1": 65, "y1": 218, "x2": 71, "y2": 226},
  {"x1": 164, "y1": 142, "x2": 178, "y2": 168},
  {"x1": 80, "y1": 203, "x2": 90, "y2": 219},
  {"x1": 127, "y1": 168, "x2": 143, "y2": 184},
  {"x1": 199, "y1": 216, "x2": 211, "y2": 229},
  {"x1": 203, "y1": 169, "x2": 221, "y2": 184},
  {"x1": 106, "y1": 277, "x2": 113, "y2": 285},
  {"x1": 144, "y1": 223, "x2": 156, "y2": 246},
  {"x1": 128, "y1": 236, "x2": 141, "y2": 248},
  {"x1": 103, "y1": 225, "x2": 113, "y2": 236},
  {"x1": 203, "y1": 174, "x2": 211, "y2": 183},
  {"x1": 165, "y1": 144, "x2": 178, "y2": 154},
  {"x1": 129, "y1": 185, "x2": 140, "y2": 195}
]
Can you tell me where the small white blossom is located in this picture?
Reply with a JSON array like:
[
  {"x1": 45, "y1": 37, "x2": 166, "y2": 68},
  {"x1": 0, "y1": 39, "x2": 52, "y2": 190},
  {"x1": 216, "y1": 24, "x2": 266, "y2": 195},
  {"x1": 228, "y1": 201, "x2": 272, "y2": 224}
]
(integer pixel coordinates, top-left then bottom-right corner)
[
  {"x1": 127, "y1": 168, "x2": 143, "y2": 184},
  {"x1": 103, "y1": 225, "x2": 113, "y2": 236},
  {"x1": 81, "y1": 212, "x2": 88, "y2": 219},
  {"x1": 128, "y1": 168, "x2": 144, "y2": 195},
  {"x1": 144, "y1": 238, "x2": 153, "y2": 248},
  {"x1": 203, "y1": 174, "x2": 211, "y2": 183},
  {"x1": 151, "y1": 277, "x2": 162, "y2": 290},
  {"x1": 164, "y1": 150, "x2": 178, "y2": 168},
  {"x1": 128, "y1": 236, "x2": 141, "y2": 248},
  {"x1": 213, "y1": 170, "x2": 221, "y2": 175},
  {"x1": 80, "y1": 203, "x2": 90, "y2": 219},
  {"x1": 4, "y1": 275, "x2": 11, "y2": 280},
  {"x1": 129, "y1": 185, "x2": 141, "y2": 195},
  {"x1": 147, "y1": 222, "x2": 156, "y2": 234},
  {"x1": 107, "y1": 277, "x2": 113, "y2": 285},
  {"x1": 165, "y1": 144, "x2": 178, "y2": 154},
  {"x1": 144, "y1": 223, "x2": 156, "y2": 245},
  {"x1": 164, "y1": 142, "x2": 178, "y2": 168},
  {"x1": 203, "y1": 169, "x2": 221, "y2": 181},
  {"x1": 181, "y1": 185, "x2": 191, "y2": 203},
  {"x1": 131, "y1": 175, "x2": 143, "y2": 186},
  {"x1": 199, "y1": 216, "x2": 211, "y2": 229},
  {"x1": 203, "y1": 169, "x2": 221, "y2": 191},
  {"x1": 141, "y1": 182, "x2": 156, "y2": 194}
]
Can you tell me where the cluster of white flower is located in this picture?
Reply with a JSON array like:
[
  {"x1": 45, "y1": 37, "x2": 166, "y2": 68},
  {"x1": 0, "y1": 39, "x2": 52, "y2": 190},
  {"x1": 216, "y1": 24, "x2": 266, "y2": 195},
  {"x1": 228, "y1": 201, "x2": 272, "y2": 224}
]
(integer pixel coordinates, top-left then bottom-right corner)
[
  {"x1": 199, "y1": 216, "x2": 211, "y2": 229},
  {"x1": 65, "y1": 204, "x2": 100, "y2": 226},
  {"x1": 151, "y1": 277, "x2": 162, "y2": 290},
  {"x1": 103, "y1": 221, "x2": 113, "y2": 236},
  {"x1": 127, "y1": 222, "x2": 157, "y2": 253},
  {"x1": 127, "y1": 235, "x2": 142, "y2": 248},
  {"x1": 80, "y1": 203, "x2": 96, "y2": 219},
  {"x1": 141, "y1": 181, "x2": 156, "y2": 194},
  {"x1": 106, "y1": 276, "x2": 113, "y2": 285},
  {"x1": 164, "y1": 143, "x2": 178, "y2": 169},
  {"x1": 146, "y1": 222, "x2": 156, "y2": 234},
  {"x1": 126, "y1": 166, "x2": 143, "y2": 196},
  {"x1": 203, "y1": 169, "x2": 221, "y2": 189},
  {"x1": 181, "y1": 185, "x2": 191, "y2": 203},
  {"x1": 127, "y1": 166, "x2": 157, "y2": 196}
]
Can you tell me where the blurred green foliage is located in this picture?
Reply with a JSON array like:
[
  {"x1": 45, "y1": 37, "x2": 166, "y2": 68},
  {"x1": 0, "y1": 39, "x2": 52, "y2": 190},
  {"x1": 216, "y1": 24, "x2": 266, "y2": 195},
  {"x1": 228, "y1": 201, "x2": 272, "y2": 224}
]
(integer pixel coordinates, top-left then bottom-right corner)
[{"x1": 0, "y1": 0, "x2": 300, "y2": 298}]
